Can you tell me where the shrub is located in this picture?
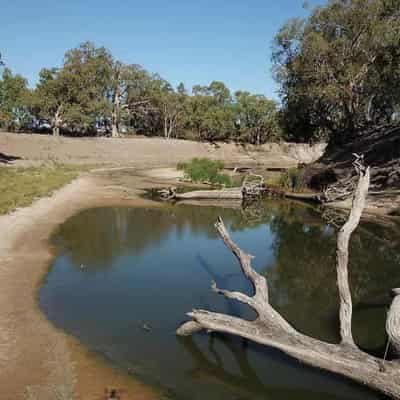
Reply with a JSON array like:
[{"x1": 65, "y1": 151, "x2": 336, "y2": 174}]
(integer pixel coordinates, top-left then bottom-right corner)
[
  {"x1": 279, "y1": 168, "x2": 305, "y2": 192},
  {"x1": 177, "y1": 158, "x2": 232, "y2": 186}
]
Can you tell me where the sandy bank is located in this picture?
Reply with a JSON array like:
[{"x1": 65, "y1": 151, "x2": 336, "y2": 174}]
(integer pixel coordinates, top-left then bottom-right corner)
[{"x1": 0, "y1": 172, "x2": 169, "y2": 400}]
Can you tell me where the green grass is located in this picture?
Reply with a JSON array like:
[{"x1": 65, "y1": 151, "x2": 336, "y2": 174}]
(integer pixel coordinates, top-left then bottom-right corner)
[
  {"x1": 177, "y1": 158, "x2": 232, "y2": 186},
  {"x1": 0, "y1": 164, "x2": 86, "y2": 215}
]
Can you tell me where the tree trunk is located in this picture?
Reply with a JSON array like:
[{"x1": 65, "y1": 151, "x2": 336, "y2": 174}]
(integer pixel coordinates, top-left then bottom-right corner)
[
  {"x1": 112, "y1": 87, "x2": 121, "y2": 138},
  {"x1": 164, "y1": 115, "x2": 169, "y2": 139},
  {"x1": 256, "y1": 131, "x2": 261, "y2": 146},
  {"x1": 177, "y1": 160, "x2": 400, "y2": 399},
  {"x1": 52, "y1": 106, "x2": 62, "y2": 137},
  {"x1": 168, "y1": 121, "x2": 173, "y2": 139},
  {"x1": 366, "y1": 95, "x2": 375, "y2": 122}
]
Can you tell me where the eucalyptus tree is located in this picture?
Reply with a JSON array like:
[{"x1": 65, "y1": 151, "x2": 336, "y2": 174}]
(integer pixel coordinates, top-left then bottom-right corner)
[
  {"x1": 61, "y1": 42, "x2": 112, "y2": 134},
  {"x1": 34, "y1": 42, "x2": 112, "y2": 136},
  {"x1": 186, "y1": 81, "x2": 235, "y2": 141},
  {"x1": 33, "y1": 68, "x2": 68, "y2": 136},
  {"x1": 148, "y1": 76, "x2": 187, "y2": 139},
  {"x1": 108, "y1": 62, "x2": 153, "y2": 137},
  {"x1": 235, "y1": 91, "x2": 280, "y2": 145},
  {"x1": 273, "y1": 0, "x2": 400, "y2": 142},
  {"x1": 0, "y1": 67, "x2": 31, "y2": 131}
]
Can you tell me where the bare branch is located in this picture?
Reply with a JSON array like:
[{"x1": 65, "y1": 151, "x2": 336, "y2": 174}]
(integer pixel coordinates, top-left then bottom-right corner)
[
  {"x1": 336, "y1": 160, "x2": 370, "y2": 346},
  {"x1": 211, "y1": 280, "x2": 257, "y2": 309}
]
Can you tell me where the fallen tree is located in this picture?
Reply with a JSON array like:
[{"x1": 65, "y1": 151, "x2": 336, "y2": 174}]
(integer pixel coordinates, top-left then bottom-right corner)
[
  {"x1": 159, "y1": 174, "x2": 265, "y2": 201},
  {"x1": 177, "y1": 159, "x2": 400, "y2": 399}
]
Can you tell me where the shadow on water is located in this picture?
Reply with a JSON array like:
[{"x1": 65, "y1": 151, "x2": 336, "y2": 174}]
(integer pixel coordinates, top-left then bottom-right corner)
[{"x1": 39, "y1": 200, "x2": 400, "y2": 400}]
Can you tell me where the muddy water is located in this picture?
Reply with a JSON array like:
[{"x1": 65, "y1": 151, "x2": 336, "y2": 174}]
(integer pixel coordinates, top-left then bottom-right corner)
[{"x1": 39, "y1": 201, "x2": 399, "y2": 399}]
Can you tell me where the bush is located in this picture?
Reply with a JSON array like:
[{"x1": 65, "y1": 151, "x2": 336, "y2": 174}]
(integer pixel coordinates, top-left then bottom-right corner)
[
  {"x1": 177, "y1": 158, "x2": 232, "y2": 186},
  {"x1": 279, "y1": 168, "x2": 305, "y2": 192}
]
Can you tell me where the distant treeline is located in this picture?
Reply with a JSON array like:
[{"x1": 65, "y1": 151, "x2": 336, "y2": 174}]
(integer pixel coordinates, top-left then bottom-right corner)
[
  {"x1": 0, "y1": 44, "x2": 280, "y2": 143},
  {"x1": 1, "y1": 0, "x2": 399, "y2": 144}
]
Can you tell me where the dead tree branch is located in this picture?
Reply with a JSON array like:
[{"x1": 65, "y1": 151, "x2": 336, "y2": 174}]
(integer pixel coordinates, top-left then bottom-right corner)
[{"x1": 177, "y1": 160, "x2": 400, "y2": 399}]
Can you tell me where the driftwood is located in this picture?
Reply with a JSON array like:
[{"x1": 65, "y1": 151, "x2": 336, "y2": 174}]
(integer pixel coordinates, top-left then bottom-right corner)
[
  {"x1": 159, "y1": 173, "x2": 265, "y2": 202},
  {"x1": 177, "y1": 160, "x2": 400, "y2": 399},
  {"x1": 283, "y1": 191, "x2": 324, "y2": 202},
  {"x1": 159, "y1": 187, "x2": 243, "y2": 200}
]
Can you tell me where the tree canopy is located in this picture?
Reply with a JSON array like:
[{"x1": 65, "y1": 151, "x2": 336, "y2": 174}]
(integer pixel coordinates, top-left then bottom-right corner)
[
  {"x1": 0, "y1": 68, "x2": 31, "y2": 131},
  {"x1": 273, "y1": 0, "x2": 400, "y2": 143}
]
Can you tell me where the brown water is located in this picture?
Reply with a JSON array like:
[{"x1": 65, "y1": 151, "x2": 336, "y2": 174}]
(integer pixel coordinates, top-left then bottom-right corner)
[{"x1": 39, "y1": 200, "x2": 400, "y2": 399}]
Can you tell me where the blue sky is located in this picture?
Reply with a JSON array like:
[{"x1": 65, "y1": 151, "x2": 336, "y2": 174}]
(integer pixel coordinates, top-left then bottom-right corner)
[{"x1": 1, "y1": 0, "x2": 324, "y2": 99}]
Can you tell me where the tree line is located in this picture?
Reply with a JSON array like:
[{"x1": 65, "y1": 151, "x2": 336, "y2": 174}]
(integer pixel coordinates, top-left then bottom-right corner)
[{"x1": 0, "y1": 42, "x2": 280, "y2": 144}]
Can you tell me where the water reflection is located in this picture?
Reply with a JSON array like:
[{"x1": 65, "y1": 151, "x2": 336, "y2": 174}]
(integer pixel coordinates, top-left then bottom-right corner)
[{"x1": 41, "y1": 200, "x2": 400, "y2": 400}]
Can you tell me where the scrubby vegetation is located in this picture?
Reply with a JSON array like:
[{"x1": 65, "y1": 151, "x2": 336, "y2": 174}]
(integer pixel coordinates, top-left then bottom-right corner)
[
  {"x1": 278, "y1": 168, "x2": 306, "y2": 192},
  {"x1": 0, "y1": 165, "x2": 85, "y2": 214},
  {"x1": 177, "y1": 158, "x2": 232, "y2": 186}
]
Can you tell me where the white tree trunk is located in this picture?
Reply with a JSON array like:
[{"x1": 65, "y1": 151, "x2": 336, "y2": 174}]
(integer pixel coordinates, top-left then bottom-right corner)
[
  {"x1": 112, "y1": 88, "x2": 121, "y2": 138},
  {"x1": 164, "y1": 110, "x2": 170, "y2": 139},
  {"x1": 52, "y1": 106, "x2": 62, "y2": 137}
]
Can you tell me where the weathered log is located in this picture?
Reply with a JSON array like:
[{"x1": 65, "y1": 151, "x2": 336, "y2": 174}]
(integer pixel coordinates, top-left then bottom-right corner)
[
  {"x1": 176, "y1": 199, "x2": 242, "y2": 209},
  {"x1": 175, "y1": 188, "x2": 243, "y2": 200},
  {"x1": 283, "y1": 191, "x2": 324, "y2": 202},
  {"x1": 177, "y1": 161, "x2": 400, "y2": 399},
  {"x1": 387, "y1": 288, "x2": 400, "y2": 355}
]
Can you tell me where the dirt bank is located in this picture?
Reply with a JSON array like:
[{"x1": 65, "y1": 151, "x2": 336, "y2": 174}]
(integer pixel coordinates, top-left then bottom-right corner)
[
  {"x1": 306, "y1": 123, "x2": 400, "y2": 215},
  {"x1": 0, "y1": 132, "x2": 324, "y2": 169}
]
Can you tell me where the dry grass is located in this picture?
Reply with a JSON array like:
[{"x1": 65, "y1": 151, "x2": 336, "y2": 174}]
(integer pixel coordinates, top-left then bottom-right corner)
[{"x1": 0, "y1": 164, "x2": 88, "y2": 215}]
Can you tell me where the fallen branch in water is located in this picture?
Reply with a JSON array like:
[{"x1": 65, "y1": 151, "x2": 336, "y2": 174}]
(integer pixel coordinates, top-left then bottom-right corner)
[
  {"x1": 159, "y1": 187, "x2": 243, "y2": 200},
  {"x1": 177, "y1": 159, "x2": 400, "y2": 399},
  {"x1": 159, "y1": 173, "x2": 265, "y2": 202}
]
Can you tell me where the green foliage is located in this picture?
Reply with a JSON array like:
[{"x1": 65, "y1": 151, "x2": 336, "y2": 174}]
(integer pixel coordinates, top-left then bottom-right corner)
[
  {"x1": 279, "y1": 168, "x2": 305, "y2": 192},
  {"x1": 33, "y1": 42, "x2": 113, "y2": 135},
  {"x1": 177, "y1": 158, "x2": 232, "y2": 186},
  {"x1": 183, "y1": 82, "x2": 235, "y2": 141},
  {"x1": 273, "y1": 0, "x2": 400, "y2": 142},
  {"x1": 234, "y1": 91, "x2": 281, "y2": 144},
  {"x1": 0, "y1": 67, "x2": 32, "y2": 130}
]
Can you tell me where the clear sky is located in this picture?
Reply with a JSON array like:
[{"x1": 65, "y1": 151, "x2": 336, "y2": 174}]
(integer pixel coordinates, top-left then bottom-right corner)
[{"x1": 0, "y1": 0, "x2": 325, "y2": 99}]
